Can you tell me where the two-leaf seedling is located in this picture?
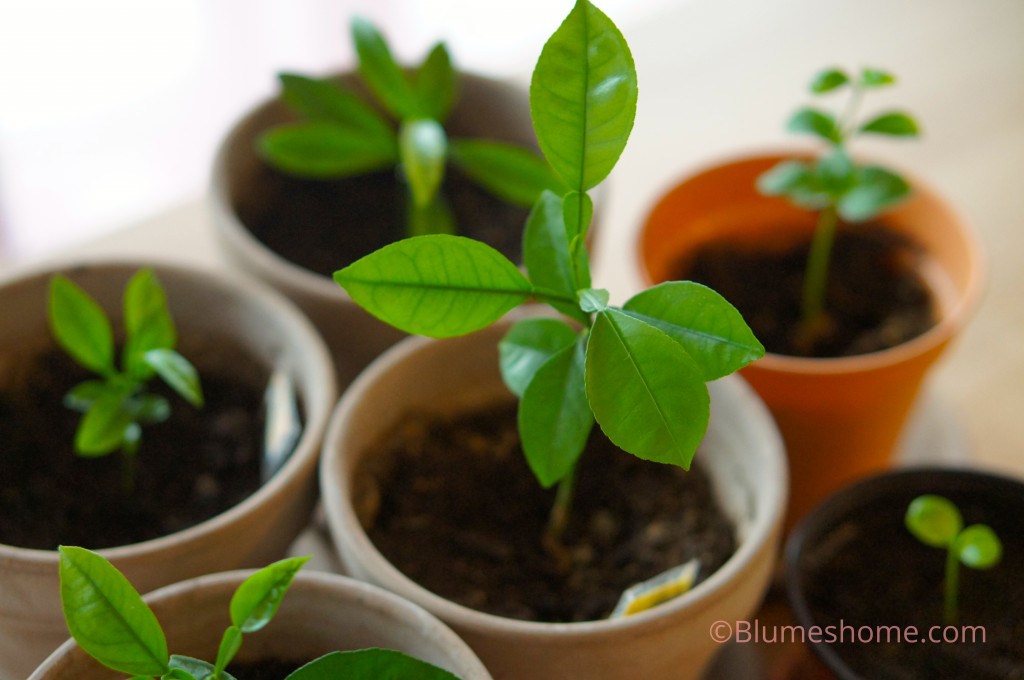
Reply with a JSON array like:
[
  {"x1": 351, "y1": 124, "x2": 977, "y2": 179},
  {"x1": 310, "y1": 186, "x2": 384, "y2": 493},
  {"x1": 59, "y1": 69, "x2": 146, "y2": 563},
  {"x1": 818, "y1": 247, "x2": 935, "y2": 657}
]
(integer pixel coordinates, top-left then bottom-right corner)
[
  {"x1": 49, "y1": 269, "x2": 203, "y2": 490},
  {"x1": 757, "y1": 67, "x2": 921, "y2": 341},
  {"x1": 58, "y1": 546, "x2": 458, "y2": 680},
  {"x1": 334, "y1": 0, "x2": 763, "y2": 543},
  {"x1": 905, "y1": 494, "x2": 1003, "y2": 625},
  {"x1": 259, "y1": 16, "x2": 562, "y2": 238}
]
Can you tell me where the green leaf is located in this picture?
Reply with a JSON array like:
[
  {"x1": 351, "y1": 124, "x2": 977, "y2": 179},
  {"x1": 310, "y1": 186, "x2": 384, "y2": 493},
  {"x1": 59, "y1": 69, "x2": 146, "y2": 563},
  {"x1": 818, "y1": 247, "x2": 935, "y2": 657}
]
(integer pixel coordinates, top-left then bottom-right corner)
[
  {"x1": 859, "y1": 111, "x2": 920, "y2": 137},
  {"x1": 259, "y1": 121, "x2": 397, "y2": 179},
  {"x1": 351, "y1": 16, "x2": 420, "y2": 119},
  {"x1": 76, "y1": 388, "x2": 134, "y2": 457},
  {"x1": 334, "y1": 235, "x2": 533, "y2": 337},
  {"x1": 530, "y1": 0, "x2": 637, "y2": 191},
  {"x1": 498, "y1": 317, "x2": 578, "y2": 398},
  {"x1": 49, "y1": 274, "x2": 116, "y2": 377},
  {"x1": 906, "y1": 495, "x2": 963, "y2": 548},
  {"x1": 519, "y1": 338, "x2": 593, "y2": 487},
  {"x1": 522, "y1": 191, "x2": 588, "y2": 323},
  {"x1": 144, "y1": 349, "x2": 204, "y2": 408},
  {"x1": 407, "y1": 194, "x2": 457, "y2": 237},
  {"x1": 810, "y1": 68, "x2": 849, "y2": 94},
  {"x1": 578, "y1": 288, "x2": 609, "y2": 313},
  {"x1": 954, "y1": 525, "x2": 1003, "y2": 570},
  {"x1": 59, "y1": 546, "x2": 169, "y2": 677},
  {"x1": 64, "y1": 379, "x2": 111, "y2": 413},
  {"x1": 586, "y1": 310, "x2": 709, "y2": 468},
  {"x1": 163, "y1": 664, "x2": 203, "y2": 680},
  {"x1": 860, "y1": 67, "x2": 895, "y2": 88},
  {"x1": 622, "y1": 282, "x2": 764, "y2": 381},
  {"x1": 283, "y1": 649, "x2": 458, "y2": 680},
  {"x1": 448, "y1": 138, "x2": 563, "y2": 207},
  {"x1": 399, "y1": 119, "x2": 448, "y2": 207},
  {"x1": 414, "y1": 42, "x2": 457, "y2": 122},
  {"x1": 756, "y1": 160, "x2": 812, "y2": 196},
  {"x1": 168, "y1": 656, "x2": 236, "y2": 680},
  {"x1": 214, "y1": 626, "x2": 243, "y2": 676},
  {"x1": 230, "y1": 555, "x2": 310, "y2": 633},
  {"x1": 838, "y1": 166, "x2": 911, "y2": 221},
  {"x1": 786, "y1": 107, "x2": 841, "y2": 144},
  {"x1": 815, "y1": 149, "x2": 856, "y2": 195},
  {"x1": 123, "y1": 268, "x2": 176, "y2": 380},
  {"x1": 277, "y1": 73, "x2": 394, "y2": 141}
]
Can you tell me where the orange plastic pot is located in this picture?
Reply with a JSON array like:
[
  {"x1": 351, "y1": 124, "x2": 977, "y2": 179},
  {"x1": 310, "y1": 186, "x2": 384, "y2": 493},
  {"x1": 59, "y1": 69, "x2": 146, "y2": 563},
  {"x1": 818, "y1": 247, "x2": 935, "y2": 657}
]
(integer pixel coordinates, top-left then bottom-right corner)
[{"x1": 639, "y1": 152, "x2": 983, "y2": 529}]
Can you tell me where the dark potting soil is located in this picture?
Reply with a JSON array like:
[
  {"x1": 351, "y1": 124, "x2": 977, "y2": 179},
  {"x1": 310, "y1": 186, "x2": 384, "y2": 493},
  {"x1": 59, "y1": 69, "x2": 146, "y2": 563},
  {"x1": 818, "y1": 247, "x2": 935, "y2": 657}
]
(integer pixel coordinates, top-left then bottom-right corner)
[
  {"x1": 675, "y1": 224, "x2": 937, "y2": 357},
  {"x1": 0, "y1": 347, "x2": 268, "y2": 550},
  {"x1": 227, "y1": 657, "x2": 311, "y2": 680},
  {"x1": 357, "y1": 402, "x2": 737, "y2": 623},
  {"x1": 236, "y1": 164, "x2": 529, "y2": 277},
  {"x1": 799, "y1": 493, "x2": 1024, "y2": 679}
]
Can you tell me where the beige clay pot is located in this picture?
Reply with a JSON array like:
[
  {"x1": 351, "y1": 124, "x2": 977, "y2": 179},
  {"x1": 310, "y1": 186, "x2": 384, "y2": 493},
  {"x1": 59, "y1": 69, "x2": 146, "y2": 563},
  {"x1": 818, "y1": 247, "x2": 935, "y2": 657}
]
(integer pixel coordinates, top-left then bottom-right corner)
[
  {"x1": 0, "y1": 259, "x2": 336, "y2": 679},
  {"x1": 30, "y1": 570, "x2": 493, "y2": 679},
  {"x1": 320, "y1": 321, "x2": 788, "y2": 680}
]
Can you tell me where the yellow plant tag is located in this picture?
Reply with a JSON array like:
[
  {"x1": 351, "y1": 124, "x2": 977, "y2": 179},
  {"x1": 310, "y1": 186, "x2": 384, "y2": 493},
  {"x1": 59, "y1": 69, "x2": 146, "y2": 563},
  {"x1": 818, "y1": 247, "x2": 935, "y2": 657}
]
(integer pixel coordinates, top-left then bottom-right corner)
[{"x1": 610, "y1": 559, "x2": 700, "y2": 618}]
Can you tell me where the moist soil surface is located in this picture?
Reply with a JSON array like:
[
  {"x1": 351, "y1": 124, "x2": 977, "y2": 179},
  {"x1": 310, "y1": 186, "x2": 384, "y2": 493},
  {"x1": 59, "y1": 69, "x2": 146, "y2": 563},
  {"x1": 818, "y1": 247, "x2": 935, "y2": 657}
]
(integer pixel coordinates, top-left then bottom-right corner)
[
  {"x1": 228, "y1": 658, "x2": 311, "y2": 680},
  {"x1": 675, "y1": 224, "x2": 937, "y2": 357},
  {"x1": 797, "y1": 492, "x2": 1024, "y2": 679},
  {"x1": 0, "y1": 348, "x2": 267, "y2": 550},
  {"x1": 236, "y1": 165, "x2": 529, "y2": 277},
  {"x1": 357, "y1": 402, "x2": 737, "y2": 623}
]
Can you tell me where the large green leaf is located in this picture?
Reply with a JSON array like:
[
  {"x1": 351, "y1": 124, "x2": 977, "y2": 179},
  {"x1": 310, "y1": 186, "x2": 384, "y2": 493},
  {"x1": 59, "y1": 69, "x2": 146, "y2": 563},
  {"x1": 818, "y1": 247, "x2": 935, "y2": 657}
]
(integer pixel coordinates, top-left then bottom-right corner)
[
  {"x1": 144, "y1": 349, "x2": 203, "y2": 408},
  {"x1": 530, "y1": 0, "x2": 637, "y2": 191},
  {"x1": 414, "y1": 42, "x2": 457, "y2": 122},
  {"x1": 49, "y1": 274, "x2": 116, "y2": 377},
  {"x1": 448, "y1": 138, "x2": 563, "y2": 207},
  {"x1": 334, "y1": 235, "x2": 532, "y2": 337},
  {"x1": 59, "y1": 546, "x2": 169, "y2": 677},
  {"x1": 277, "y1": 73, "x2": 394, "y2": 141},
  {"x1": 351, "y1": 16, "x2": 420, "y2": 119},
  {"x1": 498, "y1": 317, "x2": 578, "y2": 397},
  {"x1": 75, "y1": 387, "x2": 134, "y2": 456},
  {"x1": 586, "y1": 310, "x2": 709, "y2": 469},
  {"x1": 258, "y1": 121, "x2": 397, "y2": 178},
  {"x1": 621, "y1": 282, "x2": 764, "y2": 381},
  {"x1": 399, "y1": 119, "x2": 447, "y2": 207},
  {"x1": 522, "y1": 191, "x2": 588, "y2": 322},
  {"x1": 283, "y1": 649, "x2": 458, "y2": 680},
  {"x1": 229, "y1": 556, "x2": 310, "y2": 634},
  {"x1": 519, "y1": 338, "x2": 593, "y2": 487},
  {"x1": 123, "y1": 268, "x2": 176, "y2": 380},
  {"x1": 859, "y1": 111, "x2": 920, "y2": 137}
]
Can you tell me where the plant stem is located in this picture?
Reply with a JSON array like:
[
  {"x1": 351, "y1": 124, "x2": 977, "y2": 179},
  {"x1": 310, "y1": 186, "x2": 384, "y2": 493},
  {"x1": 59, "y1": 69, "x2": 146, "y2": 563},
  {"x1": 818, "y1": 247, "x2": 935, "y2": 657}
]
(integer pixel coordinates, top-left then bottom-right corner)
[
  {"x1": 547, "y1": 464, "x2": 576, "y2": 542},
  {"x1": 944, "y1": 547, "x2": 960, "y2": 625},
  {"x1": 800, "y1": 205, "x2": 839, "y2": 329}
]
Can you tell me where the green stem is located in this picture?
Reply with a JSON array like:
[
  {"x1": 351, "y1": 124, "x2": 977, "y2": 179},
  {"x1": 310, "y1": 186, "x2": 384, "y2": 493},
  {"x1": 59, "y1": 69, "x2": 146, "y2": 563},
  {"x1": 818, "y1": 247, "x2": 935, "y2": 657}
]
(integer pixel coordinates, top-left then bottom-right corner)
[
  {"x1": 839, "y1": 82, "x2": 864, "y2": 141},
  {"x1": 944, "y1": 547, "x2": 960, "y2": 625},
  {"x1": 546, "y1": 463, "x2": 577, "y2": 543},
  {"x1": 801, "y1": 205, "x2": 838, "y2": 327}
]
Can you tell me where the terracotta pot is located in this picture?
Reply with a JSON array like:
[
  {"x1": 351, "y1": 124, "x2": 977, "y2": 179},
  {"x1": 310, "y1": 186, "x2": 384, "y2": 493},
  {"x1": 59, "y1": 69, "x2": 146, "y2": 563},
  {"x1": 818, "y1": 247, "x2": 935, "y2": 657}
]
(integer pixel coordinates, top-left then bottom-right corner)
[
  {"x1": 30, "y1": 569, "x2": 493, "y2": 679},
  {"x1": 210, "y1": 72, "x2": 540, "y2": 389},
  {"x1": 320, "y1": 321, "x2": 788, "y2": 680},
  {"x1": 784, "y1": 467, "x2": 1024, "y2": 679},
  {"x1": 638, "y1": 152, "x2": 984, "y2": 529},
  {"x1": 0, "y1": 259, "x2": 336, "y2": 679}
]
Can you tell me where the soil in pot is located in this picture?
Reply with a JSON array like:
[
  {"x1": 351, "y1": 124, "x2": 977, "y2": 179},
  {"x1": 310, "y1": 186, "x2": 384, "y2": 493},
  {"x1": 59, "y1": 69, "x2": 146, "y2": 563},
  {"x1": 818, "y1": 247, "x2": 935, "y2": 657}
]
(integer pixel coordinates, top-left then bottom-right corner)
[
  {"x1": 0, "y1": 344, "x2": 273, "y2": 550},
  {"x1": 673, "y1": 224, "x2": 937, "y2": 357},
  {"x1": 798, "y1": 491, "x2": 1024, "y2": 679},
  {"x1": 235, "y1": 165, "x2": 528, "y2": 277},
  {"x1": 227, "y1": 657, "x2": 311, "y2": 680},
  {"x1": 355, "y1": 402, "x2": 736, "y2": 623}
]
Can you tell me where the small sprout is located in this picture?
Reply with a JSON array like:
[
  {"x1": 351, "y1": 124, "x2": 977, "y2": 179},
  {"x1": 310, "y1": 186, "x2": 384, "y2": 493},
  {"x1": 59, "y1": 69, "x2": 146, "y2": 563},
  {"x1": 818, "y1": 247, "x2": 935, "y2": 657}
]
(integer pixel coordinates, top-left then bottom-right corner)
[
  {"x1": 48, "y1": 269, "x2": 204, "y2": 491},
  {"x1": 58, "y1": 547, "x2": 458, "y2": 680},
  {"x1": 757, "y1": 66, "x2": 921, "y2": 345},
  {"x1": 905, "y1": 494, "x2": 1003, "y2": 624},
  {"x1": 258, "y1": 17, "x2": 563, "y2": 239}
]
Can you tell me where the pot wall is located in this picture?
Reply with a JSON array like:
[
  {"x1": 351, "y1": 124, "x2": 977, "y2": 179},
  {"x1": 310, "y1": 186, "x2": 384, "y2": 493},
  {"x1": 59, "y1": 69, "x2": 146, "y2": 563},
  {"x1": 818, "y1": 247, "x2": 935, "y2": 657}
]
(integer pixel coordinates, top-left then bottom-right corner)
[
  {"x1": 30, "y1": 570, "x2": 493, "y2": 679},
  {"x1": 639, "y1": 152, "x2": 983, "y2": 528},
  {"x1": 0, "y1": 259, "x2": 336, "y2": 679},
  {"x1": 320, "y1": 321, "x2": 788, "y2": 680}
]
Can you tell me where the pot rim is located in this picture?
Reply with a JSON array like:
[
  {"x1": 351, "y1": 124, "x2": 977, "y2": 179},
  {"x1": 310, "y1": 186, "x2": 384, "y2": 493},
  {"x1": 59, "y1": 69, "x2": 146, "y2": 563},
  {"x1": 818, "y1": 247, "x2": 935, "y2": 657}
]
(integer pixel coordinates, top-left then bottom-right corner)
[
  {"x1": 0, "y1": 255, "x2": 336, "y2": 568},
  {"x1": 636, "y1": 147, "x2": 986, "y2": 376},
  {"x1": 321, "y1": 321, "x2": 787, "y2": 640}
]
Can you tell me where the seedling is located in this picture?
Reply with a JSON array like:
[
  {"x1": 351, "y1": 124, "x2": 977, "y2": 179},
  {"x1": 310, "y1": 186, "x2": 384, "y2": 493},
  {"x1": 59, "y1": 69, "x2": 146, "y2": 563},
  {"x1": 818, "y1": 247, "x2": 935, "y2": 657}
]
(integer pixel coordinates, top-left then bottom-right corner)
[
  {"x1": 259, "y1": 16, "x2": 563, "y2": 238},
  {"x1": 58, "y1": 546, "x2": 459, "y2": 680},
  {"x1": 49, "y1": 269, "x2": 203, "y2": 491},
  {"x1": 905, "y1": 494, "x2": 1003, "y2": 625},
  {"x1": 757, "y1": 66, "x2": 921, "y2": 345},
  {"x1": 334, "y1": 0, "x2": 763, "y2": 548}
]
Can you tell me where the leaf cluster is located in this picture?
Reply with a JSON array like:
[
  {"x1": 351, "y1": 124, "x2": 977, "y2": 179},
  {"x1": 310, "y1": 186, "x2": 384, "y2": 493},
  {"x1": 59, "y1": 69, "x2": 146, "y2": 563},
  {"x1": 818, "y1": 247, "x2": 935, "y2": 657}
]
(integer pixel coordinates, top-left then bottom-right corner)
[
  {"x1": 758, "y1": 66, "x2": 920, "y2": 222},
  {"x1": 258, "y1": 17, "x2": 563, "y2": 236},
  {"x1": 48, "y1": 269, "x2": 203, "y2": 459},
  {"x1": 334, "y1": 0, "x2": 763, "y2": 489},
  {"x1": 58, "y1": 547, "x2": 458, "y2": 680}
]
